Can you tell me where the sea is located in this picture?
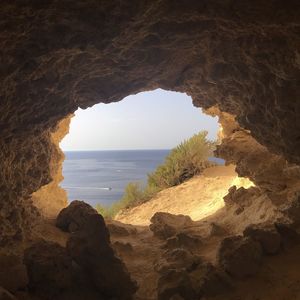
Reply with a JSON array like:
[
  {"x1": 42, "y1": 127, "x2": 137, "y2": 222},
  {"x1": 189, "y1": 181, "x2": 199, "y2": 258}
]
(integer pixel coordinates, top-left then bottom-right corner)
[
  {"x1": 60, "y1": 150, "x2": 170, "y2": 207},
  {"x1": 61, "y1": 150, "x2": 225, "y2": 208}
]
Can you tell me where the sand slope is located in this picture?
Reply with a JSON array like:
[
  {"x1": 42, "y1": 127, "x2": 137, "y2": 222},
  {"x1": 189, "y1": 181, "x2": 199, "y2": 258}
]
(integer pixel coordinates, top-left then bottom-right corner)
[{"x1": 116, "y1": 165, "x2": 253, "y2": 225}]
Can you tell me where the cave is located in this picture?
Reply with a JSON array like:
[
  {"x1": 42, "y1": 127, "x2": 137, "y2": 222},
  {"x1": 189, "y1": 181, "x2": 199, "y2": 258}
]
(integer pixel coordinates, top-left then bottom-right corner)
[{"x1": 1, "y1": 1, "x2": 300, "y2": 300}]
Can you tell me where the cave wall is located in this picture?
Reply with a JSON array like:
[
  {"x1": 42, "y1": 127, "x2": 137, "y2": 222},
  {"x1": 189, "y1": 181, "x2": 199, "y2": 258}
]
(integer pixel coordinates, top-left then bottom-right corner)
[
  {"x1": 0, "y1": 0, "x2": 299, "y2": 245},
  {"x1": 31, "y1": 115, "x2": 71, "y2": 218}
]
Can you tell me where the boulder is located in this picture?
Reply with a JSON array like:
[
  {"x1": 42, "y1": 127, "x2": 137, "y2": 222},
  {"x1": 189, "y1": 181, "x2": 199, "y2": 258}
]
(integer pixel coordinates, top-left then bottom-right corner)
[
  {"x1": 150, "y1": 212, "x2": 193, "y2": 240},
  {"x1": 243, "y1": 224, "x2": 281, "y2": 255},
  {"x1": 58, "y1": 202, "x2": 137, "y2": 299},
  {"x1": 56, "y1": 200, "x2": 99, "y2": 232},
  {"x1": 0, "y1": 254, "x2": 28, "y2": 293},
  {"x1": 217, "y1": 236, "x2": 263, "y2": 278},
  {"x1": 23, "y1": 240, "x2": 72, "y2": 299}
]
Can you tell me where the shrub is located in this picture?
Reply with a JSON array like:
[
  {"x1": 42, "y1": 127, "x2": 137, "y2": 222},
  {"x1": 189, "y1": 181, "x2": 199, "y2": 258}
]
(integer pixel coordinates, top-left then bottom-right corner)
[
  {"x1": 96, "y1": 131, "x2": 215, "y2": 218},
  {"x1": 95, "y1": 203, "x2": 113, "y2": 218},
  {"x1": 147, "y1": 131, "x2": 215, "y2": 189}
]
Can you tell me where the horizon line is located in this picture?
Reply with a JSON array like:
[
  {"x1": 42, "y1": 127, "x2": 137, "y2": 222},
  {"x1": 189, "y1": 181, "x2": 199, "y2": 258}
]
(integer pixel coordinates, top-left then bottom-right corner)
[{"x1": 62, "y1": 148, "x2": 172, "y2": 152}]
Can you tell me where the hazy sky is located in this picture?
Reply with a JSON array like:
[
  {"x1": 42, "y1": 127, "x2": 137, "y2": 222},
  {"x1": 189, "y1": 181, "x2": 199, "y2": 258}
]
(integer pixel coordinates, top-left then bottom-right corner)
[{"x1": 60, "y1": 89, "x2": 219, "y2": 151}]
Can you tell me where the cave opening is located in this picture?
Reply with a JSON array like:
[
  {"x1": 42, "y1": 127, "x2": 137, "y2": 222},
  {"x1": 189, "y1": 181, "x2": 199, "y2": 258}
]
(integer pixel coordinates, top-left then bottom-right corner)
[
  {"x1": 56, "y1": 88, "x2": 233, "y2": 222},
  {"x1": 1, "y1": 2, "x2": 300, "y2": 299}
]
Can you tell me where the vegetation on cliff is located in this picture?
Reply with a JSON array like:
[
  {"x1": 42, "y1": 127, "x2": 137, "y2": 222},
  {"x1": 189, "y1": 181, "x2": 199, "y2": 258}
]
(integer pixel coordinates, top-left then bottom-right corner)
[{"x1": 96, "y1": 131, "x2": 215, "y2": 218}]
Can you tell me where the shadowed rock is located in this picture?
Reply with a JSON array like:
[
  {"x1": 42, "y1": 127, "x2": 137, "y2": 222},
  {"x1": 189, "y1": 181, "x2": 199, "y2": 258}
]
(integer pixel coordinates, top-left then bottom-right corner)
[
  {"x1": 23, "y1": 240, "x2": 72, "y2": 299},
  {"x1": 0, "y1": 254, "x2": 28, "y2": 293},
  {"x1": 189, "y1": 262, "x2": 232, "y2": 297},
  {"x1": 157, "y1": 269, "x2": 196, "y2": 300},
  {"x1": 243, "y1": 223, "x2": 281, "y2": 255},
  {"x1": 57, "y1": 201, "x2": 137, "y2": 299},
  {"x1": 157, "y1": 250, "x2": 231, "y2": 299},
  {"x1": 56, "y1": 200, "x2": 100, "y2": 232},
  {"x1": 217, "y1": 236, "x2": 263, "y2": 278},
  {"x1": 0, "y1": 287, "x2": 17, "y2": 300}
]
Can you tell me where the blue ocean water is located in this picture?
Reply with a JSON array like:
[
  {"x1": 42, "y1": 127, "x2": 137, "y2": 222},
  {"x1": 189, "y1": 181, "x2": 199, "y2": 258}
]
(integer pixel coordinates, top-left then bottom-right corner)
[{"x1": 61, "y1": 150, "x2": 170, "y2": 207}]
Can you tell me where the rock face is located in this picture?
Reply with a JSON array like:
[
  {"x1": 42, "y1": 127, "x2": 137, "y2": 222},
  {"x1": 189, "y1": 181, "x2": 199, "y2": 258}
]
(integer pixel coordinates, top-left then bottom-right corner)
[
  {"x1": 0, "y1": 1, "x2": 299, "y2": 246},
  {"x1": 30, "y1": 116, "x2": 71, "y2": 218},
  {"x1": 0, "y1": 254, "x2": 28, "y2": 293},
  {"x1": 57, "y1": 201, "x2": 137, "y2": 299},
  {"x1": 24, "y1": 240, "x2": 73, "y2": 299},
  {"x1": 243, "y1": 224, "x2": 282, "y2": 255},
  {"x1": 157, "y1": 248, "x2": 231, "y2": 299},
  {"x1": 150, "y1": 212, "x2": 193, "y2": 239},
  {"x1": 217, "y1": 236, "x2": 263, "y2": 278}
]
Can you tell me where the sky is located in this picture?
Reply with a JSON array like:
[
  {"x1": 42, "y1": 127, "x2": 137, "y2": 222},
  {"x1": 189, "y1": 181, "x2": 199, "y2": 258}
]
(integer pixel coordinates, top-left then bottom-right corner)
[{"x1": 60, "y1": 89, "x2": 219, "y2": 151}]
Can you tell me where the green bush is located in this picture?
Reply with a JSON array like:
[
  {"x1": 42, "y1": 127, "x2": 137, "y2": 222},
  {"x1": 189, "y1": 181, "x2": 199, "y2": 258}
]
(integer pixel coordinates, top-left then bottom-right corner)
[
  {"x1": 96, "y1": 183, "x2": 148, "y2": 218},
  {"x1": 95, "y1": 131, "x2": 215, "y2": 218},
  {"x1": 95, "y1": 203, "x2": 113, "y2": 218},
  {"x1": 148, "y1": 131, "x2": 215, "y2": 189}
]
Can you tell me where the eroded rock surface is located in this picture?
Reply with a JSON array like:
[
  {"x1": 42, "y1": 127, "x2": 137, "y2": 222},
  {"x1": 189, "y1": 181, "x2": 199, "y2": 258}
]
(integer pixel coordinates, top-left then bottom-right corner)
[
  {"x1": 57, "y1": 201, "x2": 137, "y2": 299},
  {"x1": 0, "y1": 254, "x2": 28, "y2": 294},
  {"x1": 0, "y1": 1, "x2": 299, "y2": 245},
  {"x1": 24, "y1": 240, "x2": 73, "y2": 299},
  {"x1": 217, "y1": 236, "x2": 263, "y2": 278},
  {"x1": 150, "y1": 212, "x2": 193, "y2": 239},
  {"x1": 0, "y1": 1, "x2": 300, "y2": 299},
  {"x1": 243, "y1": 223, "x2": 282, "y2": 255},
  {"x1": 157, "y1": 247, "x2": 231, "y2": 300}
]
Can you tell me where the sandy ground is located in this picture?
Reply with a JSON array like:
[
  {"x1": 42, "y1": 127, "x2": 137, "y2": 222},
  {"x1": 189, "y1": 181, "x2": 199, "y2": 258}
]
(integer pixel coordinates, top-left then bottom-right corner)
[{"x1": 116, "y1": 165, "x2": 253, "y2": 225}]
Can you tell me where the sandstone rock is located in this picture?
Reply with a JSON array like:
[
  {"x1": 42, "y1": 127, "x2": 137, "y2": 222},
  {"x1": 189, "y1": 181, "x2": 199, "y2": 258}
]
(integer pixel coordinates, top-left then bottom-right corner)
[
  {"x1": 157, "y1": 270, "x2": 196, "y2": 300},
  {"x1": 223, "y1": 186, "x2": 259, "y2": 207},
  {"x1": 163, "y1": 233, "x2": 202, "y2": 251},
  {"x1": 189, "y1": 263, "x2": 232, "y2": 297},
  {"x1": 280, "y1": 191, "x2": 300, "y2": 225},
  {"x1": 217, "y1": 236, "x2": 263, "y2": 278},
  {"x1": 283, "y1": 165, "x2": 300, "y2": 179},
  {"x1": 23, "y1": 240, "x2": 72, "y2": 299},
  {"x1": 0, "y1": 287, "x2": 17, "y2": 300},
  {"x1": 157, "y1": 260, "x2": 231, "y2": 299},
  {"x1": 208, "y1": 222, "x2": 227, "y2": 237},
  {"x1": 150, "y1": 212, "x2": 193, "y2": 239},
  {"x1": 243, "y1": 224, "x2": 281, "y2": 255},
  {"x1": 59, "y1": 202, "x2": 137, "y2": 299},
  {"x1": 0, "y1": 254, "x2": 28, "y2": 293},
  {"x1": 0, "y1": 0, "x2": 299, "y2": 248},
  {"x1": 56, "y1": 200, "x2": 100, "y2": 232},
  {"x1": 275, "y1": 222, "x2": 300, "y2": 247},
  {"x1": 156, "y1": 248, "x2": 202, "y2": 275},
  {"x1": 215, "y1": 129, "x2": 292, "y2": 192}
]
